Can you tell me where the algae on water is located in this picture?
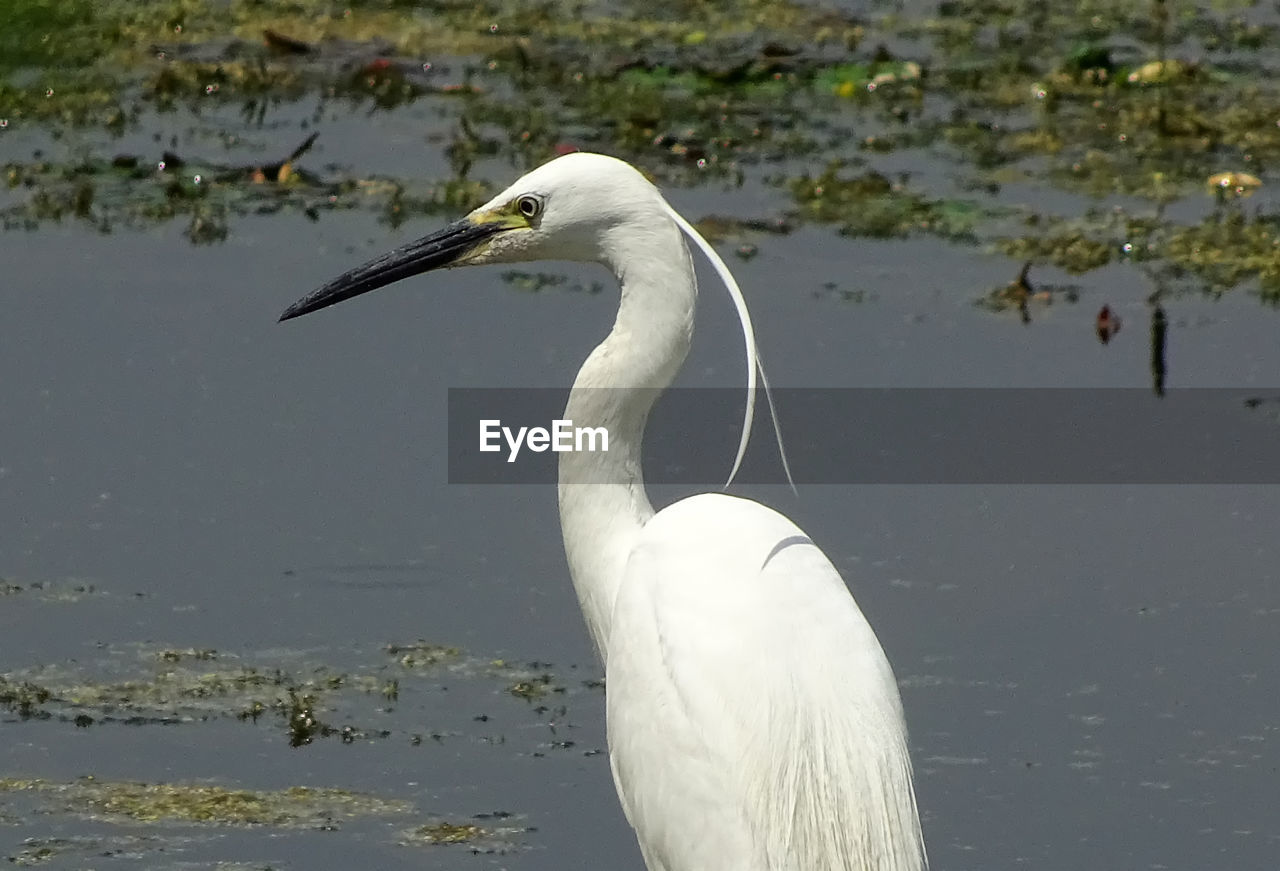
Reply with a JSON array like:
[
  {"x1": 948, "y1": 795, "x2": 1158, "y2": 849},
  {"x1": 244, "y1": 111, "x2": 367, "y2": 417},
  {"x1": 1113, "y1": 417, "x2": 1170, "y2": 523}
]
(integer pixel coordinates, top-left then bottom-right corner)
[{"x1": 4, "y1": 0, "x2": 1280, "y2": 296}]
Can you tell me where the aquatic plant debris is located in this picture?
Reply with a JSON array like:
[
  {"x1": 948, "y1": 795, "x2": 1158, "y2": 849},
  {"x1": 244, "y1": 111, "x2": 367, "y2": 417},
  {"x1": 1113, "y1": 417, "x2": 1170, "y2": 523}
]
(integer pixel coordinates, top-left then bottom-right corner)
[
  {"x1": 1, "y1": 638, "x2": 588, "y2": 755},
  {"x1": 402, "y1": 814, "x2": 533, "y2": 853},
  {"x1": 0, "y1": 777, "x2": 408, "y2": 826},
  {"x1": 5, "y1": 833, "x2": 174, "y2": 867},
  {"x1": 413, "y1": 820, "x2": 486, "y2": 843},
  {"x1": 0, "y1": 636, "x2": 583, "y2": 863},
  {"x1": 4, "y1": 0, "x2": 1280, "y2": 300},
  {"x1": 0, "y1": 578, "x2": 105, "y2": 601},
  {"x1": 0, "y1": 777, "x2": 526, "y2": 853}
]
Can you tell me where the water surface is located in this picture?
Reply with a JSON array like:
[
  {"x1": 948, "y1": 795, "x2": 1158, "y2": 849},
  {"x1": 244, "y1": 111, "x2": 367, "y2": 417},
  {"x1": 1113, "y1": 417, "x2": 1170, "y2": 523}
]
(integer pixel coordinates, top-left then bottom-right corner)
[{"x1": 3, "y1": 1, "x2": 1279, "y2": 868}]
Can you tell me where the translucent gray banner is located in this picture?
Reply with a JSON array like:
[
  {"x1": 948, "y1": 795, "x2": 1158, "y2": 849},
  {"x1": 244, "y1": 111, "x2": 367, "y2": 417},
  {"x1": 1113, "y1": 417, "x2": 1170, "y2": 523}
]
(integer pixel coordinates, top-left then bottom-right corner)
[{"x1": 447, "y1": 388, "x2": 1280, "y2": 484}]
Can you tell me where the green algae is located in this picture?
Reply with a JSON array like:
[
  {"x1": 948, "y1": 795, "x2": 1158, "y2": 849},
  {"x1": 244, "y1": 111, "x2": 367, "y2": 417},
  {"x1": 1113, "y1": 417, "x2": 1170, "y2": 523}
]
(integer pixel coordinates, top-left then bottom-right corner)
[
  {"x1": 0, "y1": 681, "x2": 52, "y2": 719},
  {"x1": 4, "y1": 0, "x2": 1280, "y2": 302},
  {"x1": 1163, "y1": 209, "x2": 1280, "y2": 301},
  {"x1": 385, "y1": 641, "x2": 573, "y2": 701},
  {"x1": 992, "y1": 200, "x2": 1280, "y2": 301},
  {"x1": 384, "y1": 640, "x2": 462, "y2": 668},
  {"x1": 0, "y1": 777, "x2": 408, "y2": 826},
  {"x1": 507, "y1": 674, "x2": 559, "y2": 701},
  {"x1": 1, "y1": 663, "x2": 290, "y2": 725},
  {"x1": 6, "y1": 834, "x2": 171, "y2": 867},
  {"x1": 410, "y1": 820, "x2": 486, "y2": 844},
  {"x1": 1, "y1": 140, "x2": 494, "y2": 242},
  {"x1": 0, "y1": 0, "x2": 862, "y2": 128},
  {"x1": 790, "y1": 162, "x2": 988, "y2": 241},
  {"x1": 501, "y1": 270, "x2": 605, "y2": 294},
  {"x1": 1, "y1": 638, "x2": 584, "y2": 750},
  {"x1": 996, "y1": 227, "x2": 1117, "y2": 274},
  {"x1": 1, "y1": 648, "x2": 380, "y2": 741},
  {"x1": 402, "y1": 814, "x2": 531, "y2": 852},
  {"x1": 0, "y1": 776, "x2": 514, "y2": 862}
]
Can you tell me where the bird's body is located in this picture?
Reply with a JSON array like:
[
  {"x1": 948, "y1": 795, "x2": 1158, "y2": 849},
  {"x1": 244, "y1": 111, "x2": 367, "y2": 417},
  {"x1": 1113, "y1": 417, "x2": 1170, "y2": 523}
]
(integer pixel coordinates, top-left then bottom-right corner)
[
  {"x1": 609, "y1": 494, "x2": 922, "y2": 871},
  {"x1": 282, "y1": 152, "x2": 925, "y2": 871}
]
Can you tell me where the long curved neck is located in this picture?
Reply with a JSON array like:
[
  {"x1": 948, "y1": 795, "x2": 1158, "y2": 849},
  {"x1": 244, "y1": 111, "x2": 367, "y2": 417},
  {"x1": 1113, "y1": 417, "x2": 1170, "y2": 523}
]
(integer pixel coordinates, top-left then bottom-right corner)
[{"x1": 558, "y1": 216, "x2": 695, "y2": 662}]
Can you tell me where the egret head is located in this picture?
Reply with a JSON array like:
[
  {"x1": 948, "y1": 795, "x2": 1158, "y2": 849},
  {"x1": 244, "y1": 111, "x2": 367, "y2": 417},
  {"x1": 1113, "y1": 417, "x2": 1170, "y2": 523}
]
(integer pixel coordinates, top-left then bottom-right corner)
[
  {"x1": 279, "y1": 153, "x2": 666, "y2": 321},
  {"x1": 280, "y1": 151, "x2": 787, "y2": 489}
]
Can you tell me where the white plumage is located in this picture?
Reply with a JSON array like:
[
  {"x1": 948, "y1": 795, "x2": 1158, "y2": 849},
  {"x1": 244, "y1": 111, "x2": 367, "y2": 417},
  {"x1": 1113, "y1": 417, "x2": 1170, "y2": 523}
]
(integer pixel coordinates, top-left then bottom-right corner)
[
  {"x1": 609, "y1": 494, "x2": 923, "y2": 871},
  {"x1": 282, "y1": 152, "x2": 927, "y2": 871}
]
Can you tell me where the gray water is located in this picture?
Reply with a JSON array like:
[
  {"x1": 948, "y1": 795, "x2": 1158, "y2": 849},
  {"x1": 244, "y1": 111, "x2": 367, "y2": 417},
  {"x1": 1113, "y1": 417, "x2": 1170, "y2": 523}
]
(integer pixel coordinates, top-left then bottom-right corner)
[{"x1": 3, "y1": 100, "x2": 1279, "y2": 869}]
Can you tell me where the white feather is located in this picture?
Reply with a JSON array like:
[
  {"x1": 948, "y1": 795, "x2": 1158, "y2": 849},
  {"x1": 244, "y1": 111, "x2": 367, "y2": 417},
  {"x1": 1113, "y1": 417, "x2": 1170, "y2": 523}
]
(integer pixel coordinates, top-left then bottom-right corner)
[{"x1": 663, "y1": 205, "x2": 794, "y2": 490}]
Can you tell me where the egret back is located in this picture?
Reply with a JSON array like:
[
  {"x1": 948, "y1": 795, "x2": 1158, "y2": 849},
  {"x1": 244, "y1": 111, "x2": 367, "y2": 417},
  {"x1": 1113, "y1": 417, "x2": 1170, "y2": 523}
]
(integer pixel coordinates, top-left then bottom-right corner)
[{"x1": 606, "y1": 493, "x2": 925, "y2": 871}]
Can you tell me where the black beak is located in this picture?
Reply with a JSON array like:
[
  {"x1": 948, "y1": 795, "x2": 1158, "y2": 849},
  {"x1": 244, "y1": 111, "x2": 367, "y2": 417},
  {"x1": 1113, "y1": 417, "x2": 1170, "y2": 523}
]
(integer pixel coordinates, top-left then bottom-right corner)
[{"x1": 279, "y1": 219, "x2": 506, "y2": 322}]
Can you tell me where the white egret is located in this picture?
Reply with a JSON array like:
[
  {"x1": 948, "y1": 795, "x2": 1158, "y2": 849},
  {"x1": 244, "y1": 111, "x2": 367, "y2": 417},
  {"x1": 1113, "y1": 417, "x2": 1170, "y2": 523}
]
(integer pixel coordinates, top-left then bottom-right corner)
[{"x1": 281, "y1": 152, "x2": 926, "y2": 871}]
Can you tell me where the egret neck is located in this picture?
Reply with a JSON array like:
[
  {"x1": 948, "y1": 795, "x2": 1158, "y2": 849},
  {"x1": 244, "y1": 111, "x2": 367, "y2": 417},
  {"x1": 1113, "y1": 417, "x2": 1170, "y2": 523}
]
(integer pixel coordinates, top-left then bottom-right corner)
[{"x1": 558, "y1": 214, "x2": 696, "y2": 662}]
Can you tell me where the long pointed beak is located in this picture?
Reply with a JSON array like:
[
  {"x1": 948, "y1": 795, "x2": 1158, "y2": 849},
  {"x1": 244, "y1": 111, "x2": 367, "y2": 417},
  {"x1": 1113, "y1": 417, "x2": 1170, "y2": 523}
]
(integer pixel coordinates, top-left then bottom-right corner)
[{"x1": 279, "y1": 219, "x2": 506, "y2": 322}]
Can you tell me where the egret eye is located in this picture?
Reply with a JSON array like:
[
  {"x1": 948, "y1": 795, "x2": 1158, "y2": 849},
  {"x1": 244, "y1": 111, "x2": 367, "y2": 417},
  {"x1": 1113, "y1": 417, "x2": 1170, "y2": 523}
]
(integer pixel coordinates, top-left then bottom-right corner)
[{"x1": 516, "y1": 195, "x2": 541, "y2": 219}]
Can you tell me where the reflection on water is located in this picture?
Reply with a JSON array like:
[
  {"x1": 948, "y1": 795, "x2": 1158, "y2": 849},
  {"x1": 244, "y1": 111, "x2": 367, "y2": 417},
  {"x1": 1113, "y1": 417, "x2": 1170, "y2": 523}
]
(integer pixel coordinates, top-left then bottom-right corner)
[{"x1": 1152, "y1": 303, "x2": 1169, "y2": 397}]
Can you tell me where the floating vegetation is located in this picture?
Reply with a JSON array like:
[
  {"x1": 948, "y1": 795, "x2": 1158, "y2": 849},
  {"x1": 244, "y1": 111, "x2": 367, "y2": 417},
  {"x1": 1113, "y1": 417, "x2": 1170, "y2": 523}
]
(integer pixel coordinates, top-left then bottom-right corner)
[
  {"x1": 0, "y1": 681, "x2": 52, "y2": 719},
  {"x1": 410, "y1": 821, "x2": 486, "y2": 844},
  {"x1": 1163, "y1": 210, "x2": 1280, "y2": 301},
  {"x1": 385, "y1": 640, "x2": 461, "y2": 669},
  {"x1": 0, "y1": 577, "x2": 107, "y2": 601},
  {"x1": 403, "y1": 813, "x2": 532, "y2": 853},
  {"x1": 0, "y1": 649, "x2": 371, "y2": 736},
  {"x1": 5, "y1": 834, "x2": 170, "y2": 867},
  {"x1": 384, "y1": 642, "x2": 572, "y2": 700},
  {"x1": 0, "y1": 638, "x2": 588, "y2": 753},
  {"x1": 157, "y1": 648, "x2": 219, "y2": 662},
  {"x1": 500, "y1": 270, "x2": 604, "y2": 294},
  {"x1": 995, "y1": 228, "x2": 1116, "y2": 274},
  {"x1": 0, "y1": 635, "x2": 571, "y2": 863},
  {"x1": 992, "y1": 200, "x2": 1280, "y2": 302},
  {"x1": 977, "y1": 261, "x2": 1081, "y2": 321},
  {"x1": 818, "y1": 59, "x2": 923, "y2": 98},
  {"x1": 0, "y1": 663, "x2": 293, "y2": 726},
  {"x1": 790, "y1": 163, "x2": 987, "y2": 241},
  {"x1": 0, "y1": 777, "x2": 409, "y2": 826},
  {"x1": 0, "y1": 777, "x2": 530, "y2": 861},
  {"x1": 4, "y1": 0, "x2": 1280, "y2": 302},
  {"x1": 690, "y1": 214, "x2": 794, "y2": 243},
  {"x1": 1206, "y1": 171, "x2": 1262, "y2": 199},
  {"x1": 1, "y1": 135, "x2": 493, "y2": 242},
  {"x1": 507, "y1": 673, "x2": 560, "y2": 701}
]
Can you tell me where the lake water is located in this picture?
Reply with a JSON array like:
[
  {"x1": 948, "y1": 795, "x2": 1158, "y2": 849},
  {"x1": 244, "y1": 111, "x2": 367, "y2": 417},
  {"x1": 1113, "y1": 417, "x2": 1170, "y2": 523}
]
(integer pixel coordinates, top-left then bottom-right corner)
[{"x1": 3, "y1": 3, "x2": 1279, "y2": 868}]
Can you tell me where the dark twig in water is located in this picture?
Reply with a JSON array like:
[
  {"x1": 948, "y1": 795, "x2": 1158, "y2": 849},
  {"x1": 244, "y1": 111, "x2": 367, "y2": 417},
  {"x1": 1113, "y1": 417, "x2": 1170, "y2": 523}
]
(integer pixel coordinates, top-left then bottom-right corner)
[{"x1": 1150, "y1": 304, "x2": 1168, "y2": 396}]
